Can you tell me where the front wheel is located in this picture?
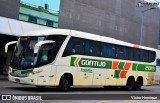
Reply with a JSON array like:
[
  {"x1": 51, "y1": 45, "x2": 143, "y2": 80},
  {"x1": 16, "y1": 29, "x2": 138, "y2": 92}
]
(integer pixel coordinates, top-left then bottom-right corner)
[{"x1": 58, "y1": 75, "x2": 71, "y2": 91}]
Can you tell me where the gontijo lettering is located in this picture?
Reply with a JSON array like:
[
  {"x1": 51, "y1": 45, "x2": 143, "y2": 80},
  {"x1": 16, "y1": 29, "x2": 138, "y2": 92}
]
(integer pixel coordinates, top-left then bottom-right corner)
[{"x1": 81, "y1": 60, "x2": 106, "y2": 67}]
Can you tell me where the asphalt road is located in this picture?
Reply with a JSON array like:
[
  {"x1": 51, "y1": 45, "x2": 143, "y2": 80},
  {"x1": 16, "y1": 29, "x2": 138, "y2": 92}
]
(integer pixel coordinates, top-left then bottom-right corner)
[{"x1": 0, "y1": 80, "x2": 160, "y2": 103}]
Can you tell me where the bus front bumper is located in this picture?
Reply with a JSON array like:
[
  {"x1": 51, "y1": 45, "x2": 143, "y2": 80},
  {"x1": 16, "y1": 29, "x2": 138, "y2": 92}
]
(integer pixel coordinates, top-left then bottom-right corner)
[{"x1": 8, "y1": 73, "x2": 38, "y2": 85}]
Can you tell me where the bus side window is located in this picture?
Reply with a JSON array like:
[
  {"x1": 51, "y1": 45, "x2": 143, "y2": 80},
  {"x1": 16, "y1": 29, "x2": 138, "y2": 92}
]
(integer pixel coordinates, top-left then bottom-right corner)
[
  {"x1": 149, "y1": 51, "x2": 156, "y2": 62},
  {"x1": 63, "y1": 37, "x2": 84, "y2": 56},
  {"x1": 72, "y1": 38, "x2": 84, "y2": 55},
  {"x1": 85, "y1": 40, "x2": 95, "y2": 56},
  {"x1": 116, "y1": 46, "x2": 124, "y2": 59},
  {"x1": 132, "y1": 48, "x2": 137, "y2": 61},
  {"x1": 142, "y1": 50, "x2": 149, "y2": 62},
  {"x1": 124, "y1": 47, "x2": 129, "y2": 60},
  {"x1": 63, "y1": 38, "x2": 73, "y2": 56},
  {"x1": 129, "y1": 48, "x2": 133, "y2": 60},
  {"x1": 102, "y1": 43, "x2": 107, "y2": 57},
  {"x1": 40, "y1": 50, "x2": 48, "y2": 63},
  {"x1": 96, "y1": 42, "x2": 103, "y2": 57},
  {"x1": 106, "y1": 44, "x2": 116, "y2": 58},
  {"x1": 137, "y1": 49, "x2": 142, "y2": 61}
]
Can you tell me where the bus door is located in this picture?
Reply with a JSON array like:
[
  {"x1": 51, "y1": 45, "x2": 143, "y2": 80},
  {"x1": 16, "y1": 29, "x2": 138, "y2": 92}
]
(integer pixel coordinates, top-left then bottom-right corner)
[
  {"x1": 37, "y1": 47, "x2": 54, "y2": 86},
  {"x1": 37, "y1": 65, "x2": 52, "y2": 86}
]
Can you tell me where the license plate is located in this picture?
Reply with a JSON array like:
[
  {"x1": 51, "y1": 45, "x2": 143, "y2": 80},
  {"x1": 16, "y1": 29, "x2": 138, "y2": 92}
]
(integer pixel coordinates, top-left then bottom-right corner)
[{"x1": 15, "y1": 79, "x2": 20, "y2": 83}]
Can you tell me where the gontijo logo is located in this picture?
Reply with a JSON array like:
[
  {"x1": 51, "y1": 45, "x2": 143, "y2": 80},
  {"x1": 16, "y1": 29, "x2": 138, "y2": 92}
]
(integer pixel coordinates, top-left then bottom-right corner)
[
  {"x1": 71, "y1": 57, "x2": 112, "y2": 68},
  {"x1": 81, "y1": 59, "x2": 106, "y2": 67}
]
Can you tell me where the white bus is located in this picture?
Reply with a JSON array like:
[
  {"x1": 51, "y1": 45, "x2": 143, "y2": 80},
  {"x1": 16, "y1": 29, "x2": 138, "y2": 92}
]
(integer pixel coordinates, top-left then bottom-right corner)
[{"x1": 5, "y1": 29, "x2": 157, "y2": 91}]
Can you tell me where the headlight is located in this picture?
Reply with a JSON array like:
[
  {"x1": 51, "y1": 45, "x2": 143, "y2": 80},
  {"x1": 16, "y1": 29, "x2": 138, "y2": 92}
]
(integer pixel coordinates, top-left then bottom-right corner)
[
  {"x1": 8, "y1": 67, "x2": 12, "y2": 73},
  {"x1": 27, "y1": 72, "x2": 33, "y2": 76}
]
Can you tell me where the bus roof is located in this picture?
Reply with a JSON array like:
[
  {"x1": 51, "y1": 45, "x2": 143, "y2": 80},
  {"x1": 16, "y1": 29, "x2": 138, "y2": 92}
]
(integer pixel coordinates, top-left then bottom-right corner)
[{"x1": 22, "y1": 28, "x2": 157, "y2": 51}]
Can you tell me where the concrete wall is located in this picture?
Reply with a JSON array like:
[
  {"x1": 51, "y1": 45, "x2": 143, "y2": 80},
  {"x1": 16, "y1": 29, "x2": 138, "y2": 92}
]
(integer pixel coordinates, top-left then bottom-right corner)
[
  {"x1": 0, "y1": 0, "x2": 20, "y2": 19},
  {"x1": 59, "y1": 0, "x2": 160, "y2": 48}
]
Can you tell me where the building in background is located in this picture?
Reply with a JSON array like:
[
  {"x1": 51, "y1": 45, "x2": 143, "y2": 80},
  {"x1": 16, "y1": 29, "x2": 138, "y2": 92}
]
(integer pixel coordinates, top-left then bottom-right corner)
[
  {"x1": 19, "y1": 1, "x2": 59, "y2": 28},
  {"x1": 58, "y1": 0, "x2": 160, "y2": 49},
  {"x1": 0, "y1": 0, "x2": 20, "y2": 19}
]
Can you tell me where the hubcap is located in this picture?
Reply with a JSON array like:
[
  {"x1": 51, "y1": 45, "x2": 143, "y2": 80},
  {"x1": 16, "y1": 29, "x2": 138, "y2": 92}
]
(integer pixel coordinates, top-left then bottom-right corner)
[{"x1": 63, "y1": 79, "x2": 69, "y2": 87}]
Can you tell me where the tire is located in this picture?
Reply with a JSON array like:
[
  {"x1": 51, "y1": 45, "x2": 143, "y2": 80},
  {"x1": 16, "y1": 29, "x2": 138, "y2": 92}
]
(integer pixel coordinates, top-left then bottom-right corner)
[
  {"x1": 134, "y1": 78, "x2": 142, "y2": 90},
  {"x1": 125, "y1": 77, "x2": 135, "y2": 91},
  {"x1": 58, "y1": 75, "x2": 71, "y2": 91}
]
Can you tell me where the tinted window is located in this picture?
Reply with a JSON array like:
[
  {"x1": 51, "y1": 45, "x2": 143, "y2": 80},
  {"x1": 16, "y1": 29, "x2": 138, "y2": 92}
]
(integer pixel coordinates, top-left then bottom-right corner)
[
  {"x1": 39, "y1": 35, "x2": 66, "y2": 65},
  {"x1": 149, "y1": 51, "x2": 156, "y2": 62},
  {"x1": 62, "y1": 37, "x2": 156, "y2": 63},
  {"x1": 142, "y1": 50, "x2": 149, "y2": 62},
  {"x1": 63, "y1": 37, "x2": 84, "y2": 57},
  {"x1": 95, "y1": 42, "x2": 104, "y2": 57},
  {"x1": 85, "y1": 40, "x2": 95, "y2": 56},
  {"x1": 116, "y1": 46, "x2": 125, "y2": 59},
  {"x1": 124, "y1": 47, "x2": 130, "y2": 60},
  {"x1": 105, "y1": 44, "x2": 116, "y2": 58}
]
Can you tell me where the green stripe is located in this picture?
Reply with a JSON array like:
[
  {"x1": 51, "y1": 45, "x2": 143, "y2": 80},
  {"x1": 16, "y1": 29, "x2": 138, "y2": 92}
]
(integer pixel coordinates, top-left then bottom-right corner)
[
  {"x1": 70, "y1": 57, "x2": 76, "y2": 66},
  {"x1": 106, "y1": 60, "x2": 112, "y2": 69},
  {"x1": 12, "y1": 69, "x2": 33, "y2": 74},
  {"x1": 118, "y1": 62, "x2": 125, "y2": 70},
  {"x1": 132, "y1": 63, "x2": 137, "y2": 71},
  {"x1": 114, "y1": 70, "x2": 121, "y2": 78},
  {"x1": 132, "y1": 63, "x2": 156, "y2": 72}
]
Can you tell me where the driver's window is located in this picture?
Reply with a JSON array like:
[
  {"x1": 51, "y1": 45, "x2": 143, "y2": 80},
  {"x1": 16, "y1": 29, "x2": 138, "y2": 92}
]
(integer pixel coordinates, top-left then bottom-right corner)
[
  {"x1": 39, "y1": 44, "x2": 54, "y2": 65},
  {"x1": 40, "y1": 50, "x2": 48, "y2": 63}
]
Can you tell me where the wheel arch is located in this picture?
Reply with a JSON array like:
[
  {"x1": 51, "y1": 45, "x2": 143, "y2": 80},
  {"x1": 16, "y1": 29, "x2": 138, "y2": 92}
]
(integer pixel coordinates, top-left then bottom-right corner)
[
  {"x1": 59, "y1": 72, "x2": 74, "y2": 86},
  {"x1": 136, "y1": 76, "x2": 143, "y2": 86}
]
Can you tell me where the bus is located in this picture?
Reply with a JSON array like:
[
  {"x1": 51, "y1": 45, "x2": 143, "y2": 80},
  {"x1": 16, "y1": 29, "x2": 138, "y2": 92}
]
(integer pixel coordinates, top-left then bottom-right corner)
[{"x1": 5, "y1": 29, "x2": 157, "y2": 91}]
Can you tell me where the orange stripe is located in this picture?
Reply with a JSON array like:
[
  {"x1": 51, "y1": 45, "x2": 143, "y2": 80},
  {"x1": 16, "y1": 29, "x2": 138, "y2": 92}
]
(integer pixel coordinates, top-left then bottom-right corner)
[
  {"x1": 124, "y1": 62, "x2": 131, "y2": 70},
  {"x1": 75, "y1": 57, "x2": 80, "y2": 67},
  {"x1": 119, "y1": 71, "x2": 127, "y2": 78},
  {"x1": 20, "y1": 38, "x2": 28, "y2": 40},
  {"x1": 112, "y1": 61, "x2": 119, "y2": 70},
  {"x1": 133, "y1": 44, "x2": 139, "y2": 48}
]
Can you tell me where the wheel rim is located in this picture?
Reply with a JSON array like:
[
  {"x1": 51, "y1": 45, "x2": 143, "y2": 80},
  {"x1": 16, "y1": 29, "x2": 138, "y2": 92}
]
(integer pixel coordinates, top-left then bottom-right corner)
[{"x1": 62, "y1": 79, "x2": 69, "y2": 88}]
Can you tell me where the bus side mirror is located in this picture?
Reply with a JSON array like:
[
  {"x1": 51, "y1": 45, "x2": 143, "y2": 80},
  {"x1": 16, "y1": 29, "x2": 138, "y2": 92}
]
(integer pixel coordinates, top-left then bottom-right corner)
[
  {"x1": 5, "y1": 41, "x2": 17, "y2": 53},
  {"x1": 34, "y1": 40, "x2": 55, "y2": 54}
]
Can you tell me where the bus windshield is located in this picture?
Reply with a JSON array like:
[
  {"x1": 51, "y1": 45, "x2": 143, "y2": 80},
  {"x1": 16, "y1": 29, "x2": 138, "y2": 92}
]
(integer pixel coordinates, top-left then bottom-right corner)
[
  {"x1": 10, "y1": 36, "x2": 45, "y2": 69},
  {"x1": 10, "y1": 35, "x2": 66, "y2": 69}
]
